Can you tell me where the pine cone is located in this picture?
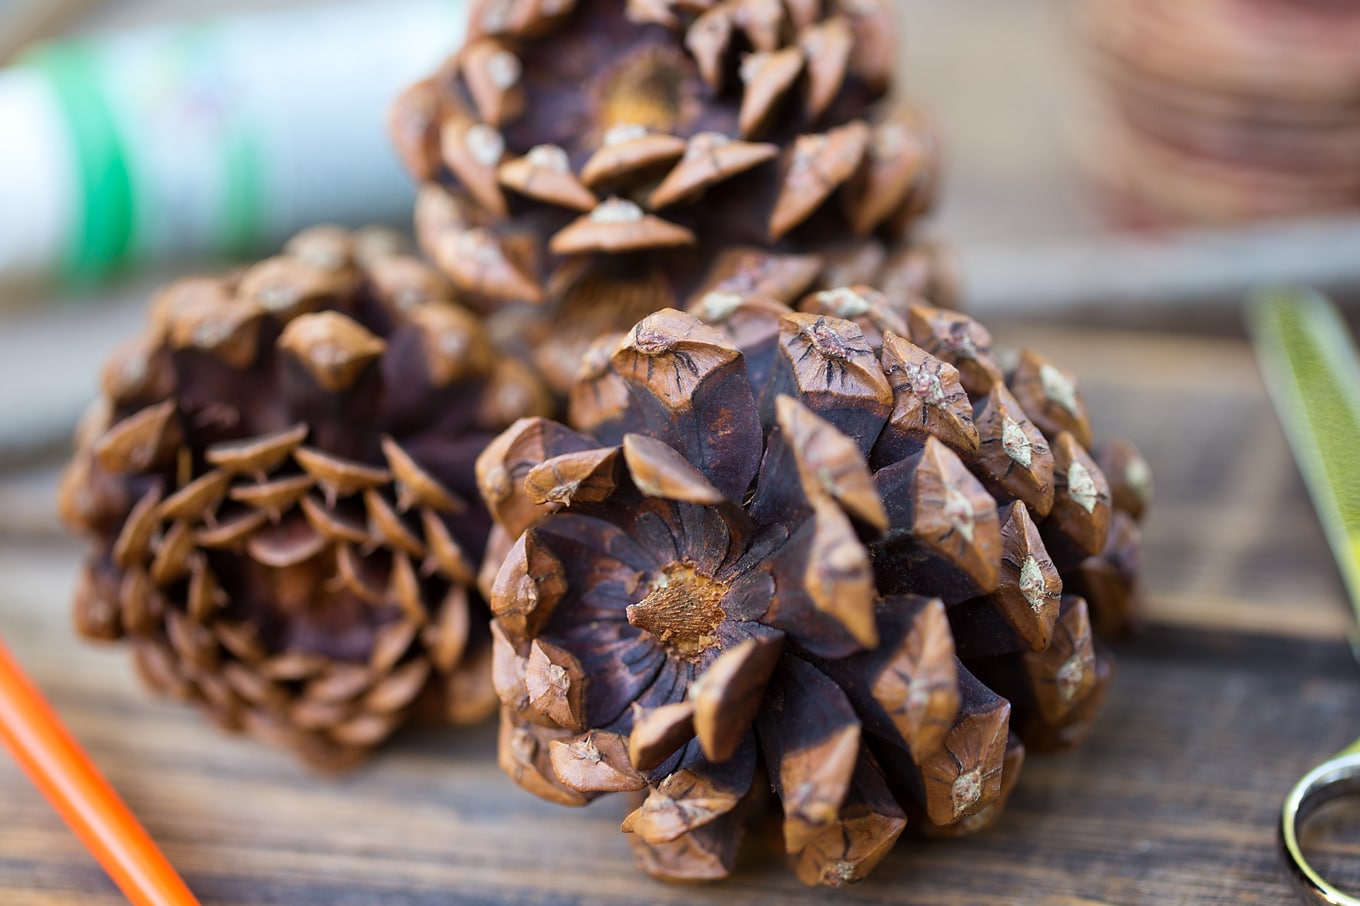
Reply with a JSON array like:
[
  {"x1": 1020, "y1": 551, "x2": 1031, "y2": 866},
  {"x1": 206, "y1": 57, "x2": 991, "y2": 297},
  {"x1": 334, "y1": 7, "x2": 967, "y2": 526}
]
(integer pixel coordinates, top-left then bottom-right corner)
[
  {"x1": 477, "y1": 293, "x2": 1149, "y2": 885},
  {"x1": 390, "y1": 0, "x2": 950, "y2": 393},
  {"x1": 58, "y1": 226, "x2": 551, "y2": 771}
]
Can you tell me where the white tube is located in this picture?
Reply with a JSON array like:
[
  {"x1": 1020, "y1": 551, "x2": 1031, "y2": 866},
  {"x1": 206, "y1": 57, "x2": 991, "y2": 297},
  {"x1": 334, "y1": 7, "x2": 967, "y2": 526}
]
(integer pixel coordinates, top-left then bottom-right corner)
[{"x1": 0, "y1": 0, "x2": 466, "y2": 284}]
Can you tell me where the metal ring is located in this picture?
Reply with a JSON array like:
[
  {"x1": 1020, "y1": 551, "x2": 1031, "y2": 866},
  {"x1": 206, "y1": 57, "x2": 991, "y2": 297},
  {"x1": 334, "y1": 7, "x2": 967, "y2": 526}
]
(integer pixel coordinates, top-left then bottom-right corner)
[{"x1": 1282, "y1": 751, "x2": 1360, "y2": 905}]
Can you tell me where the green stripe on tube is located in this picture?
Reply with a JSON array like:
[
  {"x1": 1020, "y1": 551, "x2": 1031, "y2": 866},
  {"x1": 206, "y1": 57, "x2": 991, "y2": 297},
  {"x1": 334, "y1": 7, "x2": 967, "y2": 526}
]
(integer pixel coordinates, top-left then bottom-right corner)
[{"x1": 22, "y1": 44, "x2": 135, "y2": 282}]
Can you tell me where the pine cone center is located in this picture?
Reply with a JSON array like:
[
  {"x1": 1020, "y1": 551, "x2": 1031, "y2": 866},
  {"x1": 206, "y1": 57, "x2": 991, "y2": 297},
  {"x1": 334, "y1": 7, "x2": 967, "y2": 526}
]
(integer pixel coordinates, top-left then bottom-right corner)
[
  {"x1": 625, "y1": 561, "x2": 728, "y2": 660},
  {"x1": 598, "y1": 46, "x2": 691, "y2": 135}
]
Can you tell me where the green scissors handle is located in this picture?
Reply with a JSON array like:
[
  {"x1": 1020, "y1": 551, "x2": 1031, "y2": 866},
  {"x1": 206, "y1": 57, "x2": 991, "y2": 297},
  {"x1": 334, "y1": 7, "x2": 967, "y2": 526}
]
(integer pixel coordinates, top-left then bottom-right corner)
[{"x1": 1250, "y1": 291, "x2": 1360, "y2": 904}]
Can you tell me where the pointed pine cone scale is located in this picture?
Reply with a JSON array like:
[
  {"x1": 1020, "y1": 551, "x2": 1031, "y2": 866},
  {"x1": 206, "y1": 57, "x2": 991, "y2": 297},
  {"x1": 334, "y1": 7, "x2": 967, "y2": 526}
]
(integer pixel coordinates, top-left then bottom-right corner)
[
  {"x1": 440, "y1": 117, "x2": 509, "y2": 217},
  {"x1": 688, "y1": 294, "x2": 789, "y2": 394},
  {"x1": 769, "y1": 121, "x2": 872, "y2": 240},
  {"x1": 1096, "y1": 437, "x2": 1153, "y2": 521},
  {"x1": 580, "y1": 127, "x2": 688, "y2": 189},
  {"x1": 622, "y1": 434, "x2": 726, "y2": 506},
  {"x1": 971, "y1": 383, "x2": 1055, "y2": 517},
  {"x1": 568, "y1": 333, "x2": 631, "y2": 438},
  {"x1": 622, "y1": 736, "x2": 756, "y2": 843},
  {"x1": 389, "y1": 78, "x2": 443, "y2": 182},
  {"x1": 738, "y1": 46, "x2": 805, "y2": 139},
  {"x1": 523, "y1": 446, "x2": 621, "y2": 507},
  {"x1": 797, "y1": 285, "x2": 907, "y2": 353},
  {"x1": 911, "y1": 664, "x2": 1010, "y2": 826},
  {"x1": 194, "y1": 509, "x2": 270, "y2": 550},
  {"x1": 845, "y1": 110, "x2": 935, "y2": 237},
  {"x1": 458, "y1": 39, "x2": 525, "y2": 128},
  {"x1": 996, "y1": 503, "x2": 1064, "y2": 650},
  {"x1": 757, "y1": 655, "x2": 862, "y2": 854},
  {"x1": 550, "y1": 198, "x2": 696, "y2": 256},
  {"x1": 236, "y1": 256, "x2": 350, "y2": 324},
  {"x1": 524, "y1": 637, "x2": 588, "y2": 731},
  {"x1": 625, "y1": 0, "x2": 681, "y2": 28},
  {"x1": 649, "y1": 133, "x2": 779, "y2": 210},
  {"x1": 244, "y1": 514, "x2": 327, "y2": 569},
  {"x1": 499, "y1": 708, "x2": 595, "y2": 806},
  {"x1": 157, "y1": 469, "x2": 231, "y2": 523},
  {"x1": 874, "y1": 331, "x2": 980, "y2": 465},
  {"x1": 1007, "y1": 348, "x2": 1095, "y2": 450},
  {"x1": 630, "y1": 701, "x2": 697, "y2": 772},
  {"x1": 1022, "y1": 646, "x2": 1112, "y2": 753},
  {"x1": 1070, "y1": 510, "x2": 1144, "y2": 638},
  {"x1": 906, "y1": 305, "x2": 1004, "y2": 397},
  {"x1": 770, "y1": 312, "x2": 891, "y2": 452},
  {"x1": 798, "y1": 17, "x2": 853, "y2": 122},
  {"x1": 690, "y1": 625, "x2": 784, "y2": 762},
  {"x1": 498, "y1": 144, "x2": 597, "y2": 211},
  {"x1": 407, "y1": 302, "x2": 497, "y2": 387},
  {"x1": 839, "y1": 0, "x2": 894, "y2": 92},
  {"x1": 204, "y1": 424, "x2": 309, "y2": 477},
  {"x1": 685, "y1": 4, "x2": 734, "y2": 90},
  {"x1": 690, "y1": 249, "x2": 824, "y2": 308},
  {"x1": 791, "y1": 748, "x2": 907, "y2": 887},
  {"x1": 811, "y1": 596, "x2": 960, "y2": 763},
  {"x1": 550, "y1": 729, "x2": 647, "y2": 793},
  {"x1": 490, "y1": 528, "x2": 569, "y2": 641},
  {"x1": 164, "y1": 292, "x2": 264, "y2": 369},
  {"x1": 610, "y1": 310, "x2": 762, "y2": 502},
  {"x1": 922, "y1": 734, "x2": 1025, "y2": 838},
  {"x1": 293, "y1": 448, "x2": 391, "y2": 505},
  {"x1": 626, "y1": 802, "x2": 746, "y2": 882},
  {"x1": 298, "y1": 494, "x2": 368, "y2": 546},
  {"x1": 363, "y1": 489, "x2": 427, "y2": 559},
  {"x1": 1020, "y1": 596, "x2": 1098, "y2": 727},
  {"x1": 111, "y1": 485, "x2": 163, "y2": 570},
  {"x1": 432, "y1": 225, "x2": 544, "y2": 304},
  {"x1": 763, "y1": 494, "x2": 879, "y2": 654},
  {"x1": 230, "y1": 475, "x2": 315, "y2": 520},
  {"x1": 469, "y1": 0, "x2": 576, "y2": 40},
  {"x1": 873, "y1": 437, "x2": 1002, "y2": 605},
  {"x1": 278, "y1": 312, "x2": 386, "y2": 394},
  {"x1": 93, "y1": 400, "x2": 181, "y2": 475},
  {"x1": 381, "y1": 436, "x2": 466, "y2": 514},
  {"x1": 476, "y1": 417, "x2": 599, "y2": 538},
  {"x1": 1041, "y1": 432, "x2": 1113, "y2": 570},
  {"x1": 775, "y1": 394, "x2": 888, "y2": 531}
]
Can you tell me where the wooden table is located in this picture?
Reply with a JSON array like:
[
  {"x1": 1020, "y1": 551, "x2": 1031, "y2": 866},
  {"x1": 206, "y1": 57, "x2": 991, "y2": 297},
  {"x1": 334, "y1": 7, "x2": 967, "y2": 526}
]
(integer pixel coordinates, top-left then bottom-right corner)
[{"x1": 2, "y1": 324, "x2": 1357, "y2": 906}]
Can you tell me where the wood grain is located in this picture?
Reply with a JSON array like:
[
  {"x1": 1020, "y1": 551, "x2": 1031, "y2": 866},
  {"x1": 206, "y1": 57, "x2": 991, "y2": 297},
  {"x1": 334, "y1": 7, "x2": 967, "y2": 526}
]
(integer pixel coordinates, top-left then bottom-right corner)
[{"x1": 2, "y1": 328, "x2": 1357, "y2": 904}]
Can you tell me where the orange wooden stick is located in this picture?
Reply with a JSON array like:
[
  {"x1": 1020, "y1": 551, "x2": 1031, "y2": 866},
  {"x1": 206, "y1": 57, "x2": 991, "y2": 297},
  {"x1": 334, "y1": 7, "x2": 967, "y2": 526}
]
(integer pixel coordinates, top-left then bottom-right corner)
[{"x1": 0, "y1": 638, "x2": 199, "y2": 906}]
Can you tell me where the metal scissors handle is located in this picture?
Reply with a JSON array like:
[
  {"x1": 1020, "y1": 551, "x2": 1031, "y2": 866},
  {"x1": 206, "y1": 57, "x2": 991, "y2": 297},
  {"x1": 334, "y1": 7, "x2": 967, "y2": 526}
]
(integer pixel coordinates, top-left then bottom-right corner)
[{"x1": 1282, "y1": 738, "x2": 1360, "y2": 905}]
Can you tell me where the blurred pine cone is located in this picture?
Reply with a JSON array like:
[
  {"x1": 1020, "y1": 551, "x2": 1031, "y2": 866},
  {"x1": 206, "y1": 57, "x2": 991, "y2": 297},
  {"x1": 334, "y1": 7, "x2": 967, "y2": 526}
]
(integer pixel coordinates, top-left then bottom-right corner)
[
  {"x1": 390, "y1": 0, "x2": 949, "y2": 393},
  {"x1": 477, "y1": 293, "x2": 1149, "y2": 884},
  {"x1": 58, "y1": 226, "x2": 551, "y2": 770}
]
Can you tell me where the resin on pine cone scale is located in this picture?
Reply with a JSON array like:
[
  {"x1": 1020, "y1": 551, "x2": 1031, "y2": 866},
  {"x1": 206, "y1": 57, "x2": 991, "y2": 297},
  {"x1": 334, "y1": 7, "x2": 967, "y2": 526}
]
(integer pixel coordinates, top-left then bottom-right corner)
[
  {"x1": 392, "y1": 0, "x2": 949, "y2": 391},
  {"x1": 478, "y1": 293, "x2": 1148, "y2": 885},
  {"x1": 58, "y1": 227, "x2": 550, "y2": 770}
]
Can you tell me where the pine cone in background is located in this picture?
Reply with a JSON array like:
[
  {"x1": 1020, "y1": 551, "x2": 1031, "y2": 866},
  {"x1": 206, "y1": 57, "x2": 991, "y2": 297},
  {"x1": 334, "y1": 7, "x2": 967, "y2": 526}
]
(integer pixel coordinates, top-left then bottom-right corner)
[
  {"x1": 390, "y1": 0, "x2": 950, "y2": 393},
  {"x1": 477, "y1": 293, "x2": 1149, "y2": 885},
  {"x1": 1082, "y1": 0, "x2": 1360, "y2": 225},
  {"x1": 58, "y1": 227, "x2": 551, "y2": 770}
]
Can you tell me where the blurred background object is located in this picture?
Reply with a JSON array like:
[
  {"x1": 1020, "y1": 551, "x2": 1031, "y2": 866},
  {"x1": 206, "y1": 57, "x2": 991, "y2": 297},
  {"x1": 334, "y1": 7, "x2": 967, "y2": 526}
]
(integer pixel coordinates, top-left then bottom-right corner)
[
  {"x1": 1081, "y1": 0, "x2": 1360, "y2": 227},
  {"x1": 0, "y1": 0, "x2": 466, "y2": 290}
]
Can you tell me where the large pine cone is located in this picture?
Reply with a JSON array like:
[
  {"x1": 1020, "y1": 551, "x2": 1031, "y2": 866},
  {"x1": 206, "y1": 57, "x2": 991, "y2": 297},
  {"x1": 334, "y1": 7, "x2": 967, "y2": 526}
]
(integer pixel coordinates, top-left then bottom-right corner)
[
  {"x1": 58, "y1": 227, "x2": 551, "y2": 770},
  {"x1": 390, "y1": 0, "x2": 949, "y2": 392},
  {"x1": 477, "y1": 290, "x2": 1149, "y2": 885}
]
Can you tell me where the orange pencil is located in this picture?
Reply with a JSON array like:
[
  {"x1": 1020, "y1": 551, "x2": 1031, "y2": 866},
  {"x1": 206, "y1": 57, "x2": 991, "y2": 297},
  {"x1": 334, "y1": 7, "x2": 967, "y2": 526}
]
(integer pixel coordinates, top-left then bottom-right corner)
[{"x1": 0, "y1": 637, "x2": 199, "y2": 906}]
